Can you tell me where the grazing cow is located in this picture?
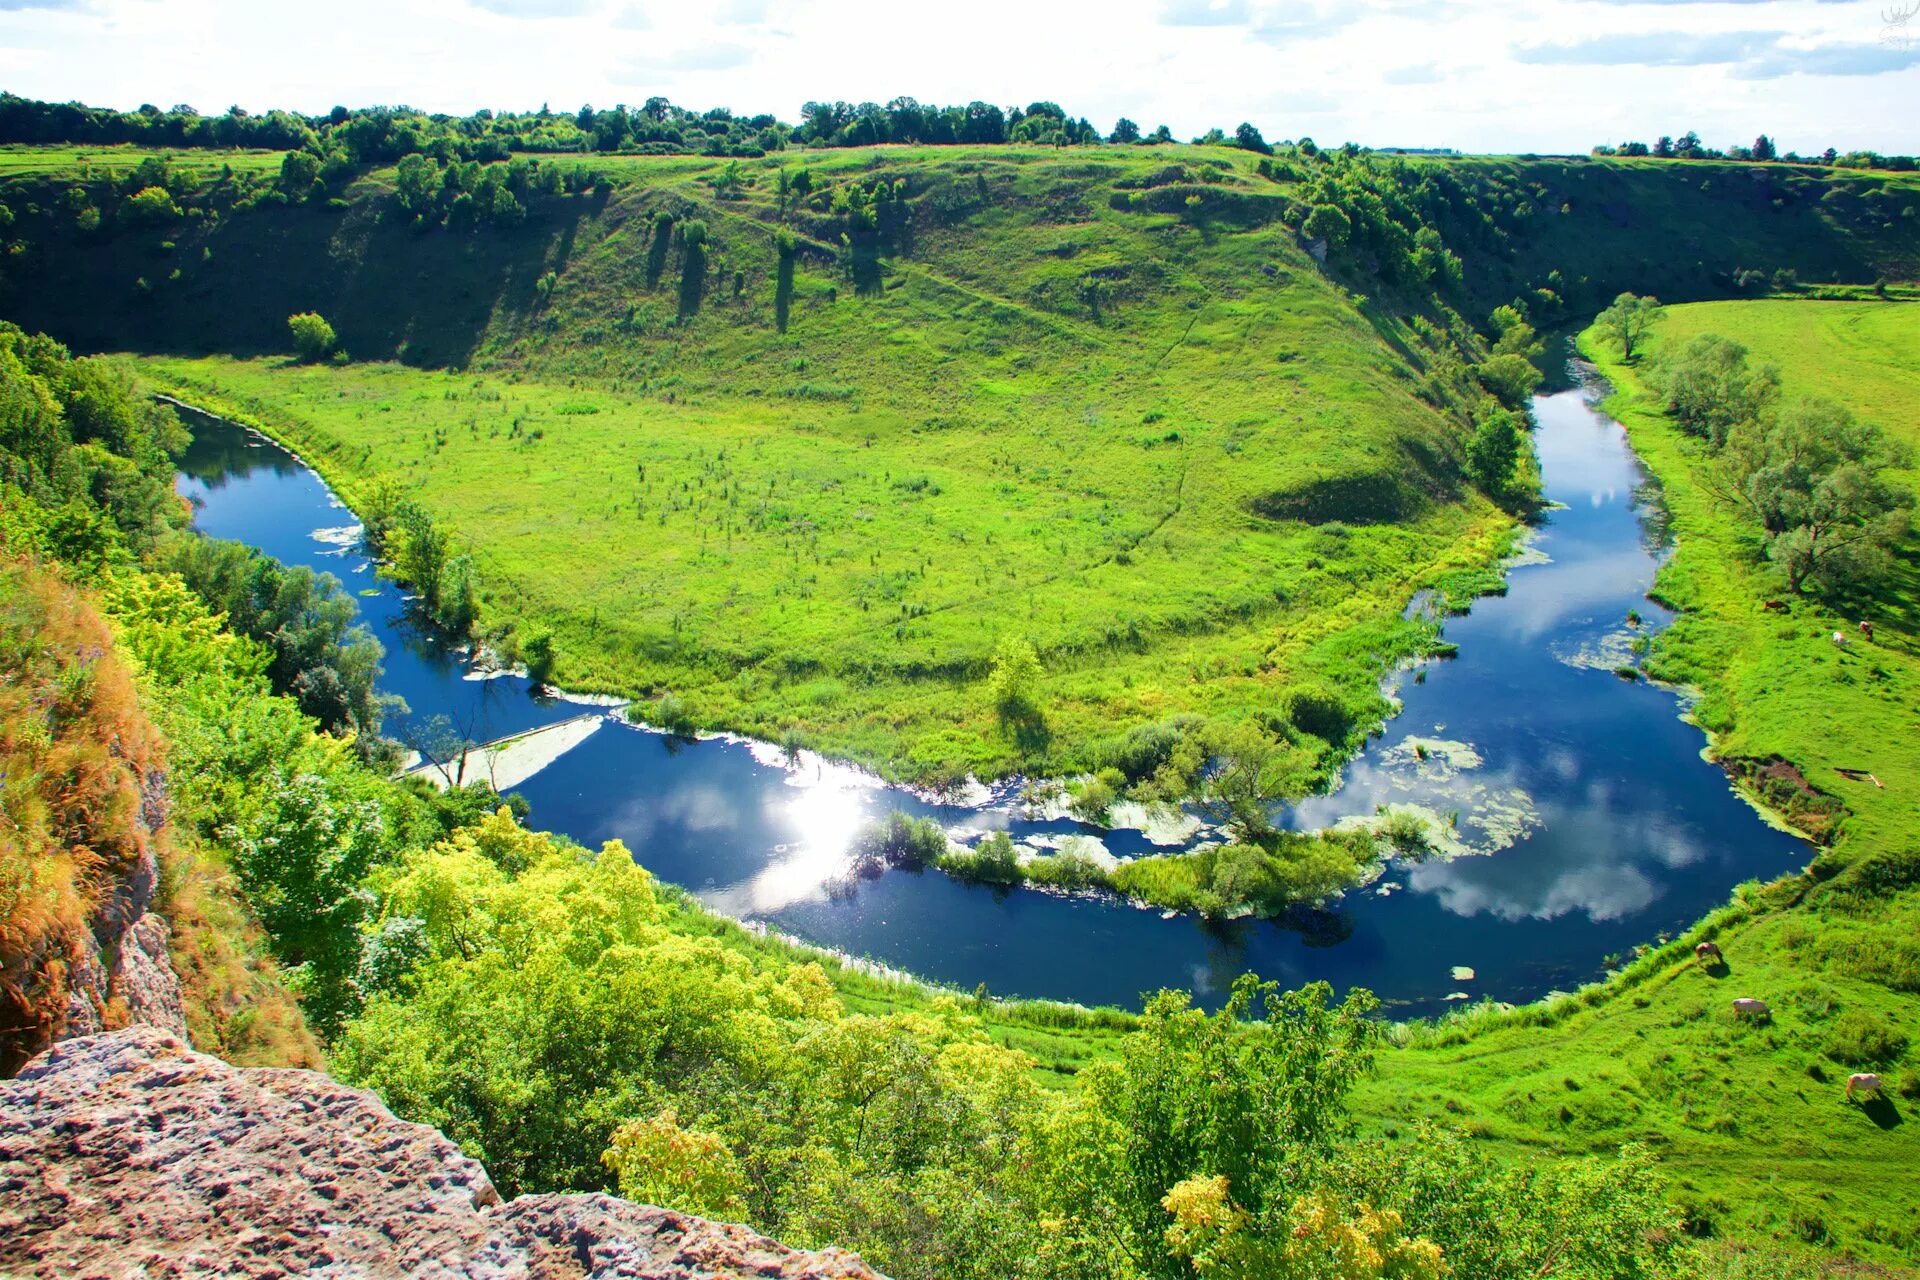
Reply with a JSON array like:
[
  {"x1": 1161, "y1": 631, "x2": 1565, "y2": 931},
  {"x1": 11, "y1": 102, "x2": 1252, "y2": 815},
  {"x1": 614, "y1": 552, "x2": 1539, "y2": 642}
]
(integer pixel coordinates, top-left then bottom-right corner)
[
  {"x1": 1847, "y1": 1072, "x2": 1883, "y2": 1102},
  {"x1": 1695, "y1": 940, "x2": 1723, "y2": 965},
  {"x1": 1732, "y1": 997, "x2": 1770, "y2": 1020},
  {"x1": 1860, "y1": 619, "x2": 1874, "y2": 641},
  {"x1": 1762, "y1": 600, "x2": 1790, "y2": 613},
  {"x1": 1832, "y1": 631, "x2": 1849, "y2": 648}
]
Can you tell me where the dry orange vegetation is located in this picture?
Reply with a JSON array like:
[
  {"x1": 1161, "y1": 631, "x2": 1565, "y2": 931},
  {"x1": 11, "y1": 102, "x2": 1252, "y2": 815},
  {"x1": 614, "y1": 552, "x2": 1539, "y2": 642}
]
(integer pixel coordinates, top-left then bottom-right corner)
[{"x1": 0, "y1": 556, "x2": 161, "y2": 1070}]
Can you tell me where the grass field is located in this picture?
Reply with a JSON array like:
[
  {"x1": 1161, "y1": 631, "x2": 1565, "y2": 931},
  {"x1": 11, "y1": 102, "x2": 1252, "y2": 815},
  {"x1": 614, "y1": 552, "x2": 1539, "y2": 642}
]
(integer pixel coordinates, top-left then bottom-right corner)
[
  {"x1": 1356, "y1": 300, "x2": 1920, "y2": 1268},
  {"x1": 129, "y1": 144, "x2": 1516, "y2": 790},
  {"x1": 0, "y1": 143, "x2": 286, "y2": 181}
]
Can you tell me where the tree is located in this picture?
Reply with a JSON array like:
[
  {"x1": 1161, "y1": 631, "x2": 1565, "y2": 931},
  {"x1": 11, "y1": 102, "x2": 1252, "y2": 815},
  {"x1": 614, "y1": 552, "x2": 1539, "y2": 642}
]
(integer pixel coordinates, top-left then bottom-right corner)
[
  {"x1": 1040, "y1": 977, "x2": 1381, "y2": 1278},
  {"x1": 1721, "y1": 397, "x2": 1914, "y2": 595},
  {"x1": 279, "y1": 149, "x2": 320, "y2": 196},
  {"x1": 1752, "y1": 133, "x2": 1777, "y2": 161},
  {"x1": 229, "y1": 769, "x2": 384, "y2": 1033},
  {"x1": 1475, "y1": 353, "x2": 1542, "y2": 410},
  {"x1": 990, "y1": 637, "x2": 1052, "y2": 721},
  {"x1": 123, "y1": 184, "x2": 181, "y2": 224},
  {"x1": 521, "y1": 628, "x2": 556, "y2": 686},
  {"x1": 603, "y1": 1110, "x2": 749, "y2": 1220},
  {"x1": 1302, "y1": 203, "x2": 1351, "y2": 249},
  {"x1": 987, "y1": 636, "x2": 1043, "y2": 723},
  {"x1": 288, "y1": 311, "x2": 337, "y2": 362},
  {"x1": 394, "y1": 152, "x2": 438, "y2": 215},
  {"x1": 1233, "y1": 122, "x2": 1272, "y2": 155},
  {"x1": 1467, "y1": 410, "x2": 1524, "y2": 495},
  {"x1": 1594, "y1": 292, "x2": 1660, "y2": 362},
  {"x1": 1659, "y1": 333, "x2": 1778, "y2": 445},
  {"x1": 1110, "y1": 117, "x2": 1141, "y2": 144}
]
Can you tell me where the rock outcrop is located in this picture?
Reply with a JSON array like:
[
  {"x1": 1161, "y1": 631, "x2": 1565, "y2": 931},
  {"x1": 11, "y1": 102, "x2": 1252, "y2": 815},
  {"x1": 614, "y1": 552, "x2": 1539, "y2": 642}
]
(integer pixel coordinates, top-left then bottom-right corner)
[{"x1": 0, "y1": 1027, "x2": 885, "y2": 1280}]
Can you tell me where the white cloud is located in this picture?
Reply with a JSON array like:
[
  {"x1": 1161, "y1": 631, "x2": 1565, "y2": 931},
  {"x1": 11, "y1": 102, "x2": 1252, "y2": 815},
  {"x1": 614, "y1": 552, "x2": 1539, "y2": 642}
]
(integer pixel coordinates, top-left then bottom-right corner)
[
  {"x1": 1159, "y1": 0, "x2": 1248, "y2": 25},
  {"x1": 0, "y1": 0, "x2": 1910, "y2": 154},
  {"x1": 465, "y1": 0, "x2": 594, "y2": 16}
]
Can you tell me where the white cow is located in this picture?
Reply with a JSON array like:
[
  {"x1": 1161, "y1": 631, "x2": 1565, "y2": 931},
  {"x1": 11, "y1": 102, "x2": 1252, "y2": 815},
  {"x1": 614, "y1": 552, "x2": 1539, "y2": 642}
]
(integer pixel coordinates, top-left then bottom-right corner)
[{"x1": 1846, "y1": 1072, "x2": 1883, "y2": 1102}]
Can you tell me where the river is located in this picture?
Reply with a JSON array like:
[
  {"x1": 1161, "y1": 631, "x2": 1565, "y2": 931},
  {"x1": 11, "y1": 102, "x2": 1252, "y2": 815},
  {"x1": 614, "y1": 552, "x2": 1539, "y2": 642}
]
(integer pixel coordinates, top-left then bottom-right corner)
[{"x1": 173, "y1": 379, "x2": 1809, "y2": 1017}]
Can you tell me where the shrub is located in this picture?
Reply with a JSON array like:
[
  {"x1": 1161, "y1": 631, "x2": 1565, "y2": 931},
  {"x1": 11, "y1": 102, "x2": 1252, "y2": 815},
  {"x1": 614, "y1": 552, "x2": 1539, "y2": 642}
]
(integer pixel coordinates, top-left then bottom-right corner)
[
  {"x1": 850, "y1": 812, "x2": 948, "y2": 875},
  {"x1": 123, "y1": 185, "x2": 182, "y2": 224},
  {"x1": 1070, "y1": 771, "x2": 1119, "y2": 825},
  {"x1": 1823, "y1": 1010, "x2": 1909, "y2": 1066},
  {"x1": 287, "y1": 311, "x2": 337, "y2": 362},
  {"x1": 940, "y1": 830, "x2": 1022, "y2": 886},
  {"x1": 1023, "y1": 844, "x2": 1109, "y2": 892}
]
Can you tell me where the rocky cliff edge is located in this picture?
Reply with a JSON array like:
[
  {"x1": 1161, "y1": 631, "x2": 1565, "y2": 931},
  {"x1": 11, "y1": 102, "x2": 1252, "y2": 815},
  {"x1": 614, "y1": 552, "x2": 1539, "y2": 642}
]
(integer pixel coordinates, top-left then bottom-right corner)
[{"x1": 0, "y1": 1026, "x2": 886, "y2": 1280}]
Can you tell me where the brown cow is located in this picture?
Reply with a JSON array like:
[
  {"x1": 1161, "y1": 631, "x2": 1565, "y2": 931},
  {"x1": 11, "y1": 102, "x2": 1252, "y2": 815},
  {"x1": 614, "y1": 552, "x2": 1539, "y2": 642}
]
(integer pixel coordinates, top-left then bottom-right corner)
[
  {"x1": 1695, "y1": 940, "x2": 1723, "y2": 965},
  {"x1": 1847, "y1": 1072, "x2": 1883, "y2": 1101},
  {"x1": 1732, "y1": 997, "x2": 1770, "y2": 1020},
  {"x1": 1860, "y1": 619, "x2": 1874, "y2": 641}
]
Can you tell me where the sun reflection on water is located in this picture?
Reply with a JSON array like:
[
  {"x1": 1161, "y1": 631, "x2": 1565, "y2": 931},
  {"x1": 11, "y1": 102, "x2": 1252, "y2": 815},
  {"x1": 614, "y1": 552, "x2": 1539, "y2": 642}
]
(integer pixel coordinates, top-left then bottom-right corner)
[{"x1": 707, "y1": 781, "x2": 873, "y2": 916}]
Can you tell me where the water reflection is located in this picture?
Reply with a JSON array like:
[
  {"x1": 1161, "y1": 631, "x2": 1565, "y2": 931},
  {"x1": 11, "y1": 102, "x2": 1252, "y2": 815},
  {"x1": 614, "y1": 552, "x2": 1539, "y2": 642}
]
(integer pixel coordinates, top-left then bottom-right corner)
[{"x1": 175, "y1": 381, "x2": 1811, "y2": 1015}]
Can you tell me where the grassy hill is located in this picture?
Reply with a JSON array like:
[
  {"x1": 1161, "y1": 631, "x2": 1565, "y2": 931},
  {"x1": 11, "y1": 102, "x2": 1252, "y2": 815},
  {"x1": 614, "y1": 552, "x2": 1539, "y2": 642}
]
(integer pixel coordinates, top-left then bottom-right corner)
[
  {"x1": 1372, "y1": 300, "x2": 1919, "y2": 1267},
  {"x1": 3, "y1": 144, "x2": 1526, "y2": 787},
  {"x1": 7, "y1": 144, "x2": 1912, "y2": 786}
]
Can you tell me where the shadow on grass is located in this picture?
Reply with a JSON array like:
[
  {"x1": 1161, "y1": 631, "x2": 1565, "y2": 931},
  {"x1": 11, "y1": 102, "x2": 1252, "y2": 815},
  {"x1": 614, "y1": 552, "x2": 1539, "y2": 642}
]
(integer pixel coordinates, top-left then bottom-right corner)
[{"x1": 1859, "y1": 1095, "x2": 1903, "y2": 1130}]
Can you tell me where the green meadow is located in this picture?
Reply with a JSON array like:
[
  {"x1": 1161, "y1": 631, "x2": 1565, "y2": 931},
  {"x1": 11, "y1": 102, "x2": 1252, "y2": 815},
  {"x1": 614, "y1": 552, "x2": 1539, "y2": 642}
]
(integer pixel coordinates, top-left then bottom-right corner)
[{"x1": 132, "y1": 144, "x2": 1513, "y2": 788}]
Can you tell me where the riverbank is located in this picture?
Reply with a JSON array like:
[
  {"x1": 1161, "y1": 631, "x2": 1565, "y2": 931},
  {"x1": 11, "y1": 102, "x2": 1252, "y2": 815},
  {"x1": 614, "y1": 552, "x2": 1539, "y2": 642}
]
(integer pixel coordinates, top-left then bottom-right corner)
[{"x1": 1358, "y1": 315, "x2": 1920, "y2": 1267}]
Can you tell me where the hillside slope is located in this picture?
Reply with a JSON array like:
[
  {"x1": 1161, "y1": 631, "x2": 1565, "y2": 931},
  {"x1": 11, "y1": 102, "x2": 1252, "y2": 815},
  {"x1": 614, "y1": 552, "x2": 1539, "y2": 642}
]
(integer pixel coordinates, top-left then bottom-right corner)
[{"x1": 5, "y1": 145, "x2": 1521, "y2": 785}]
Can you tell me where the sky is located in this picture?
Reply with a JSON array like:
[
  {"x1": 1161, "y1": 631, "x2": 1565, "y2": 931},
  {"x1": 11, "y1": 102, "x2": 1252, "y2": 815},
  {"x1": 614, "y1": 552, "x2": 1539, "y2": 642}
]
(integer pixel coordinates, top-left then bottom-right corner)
[{"x1": 1, "y1": 0, "x2": 1916, "y2": 154}]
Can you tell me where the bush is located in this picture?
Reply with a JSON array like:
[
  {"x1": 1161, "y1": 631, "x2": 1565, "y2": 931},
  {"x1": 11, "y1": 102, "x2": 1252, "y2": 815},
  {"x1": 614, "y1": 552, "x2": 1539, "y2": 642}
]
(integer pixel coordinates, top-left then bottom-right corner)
[
  {"x1": 1823, "y1": 1010, "x2": 1909, "y2": 1066},
  {"x1": 288, "y1": 311, "x2": 337, "y2": 362},
  {"x1": 940, "y1": 830, "x2": 1022, "y2": 886},
  {"x1": 850, "y1": 812, "x2": 948, "y2": 875},
  {"x1": 123, "y1": 185, "x2": 182, "y2": 224},
  {"x1": 1070, "y1": 771, "x2": 1120, "y2": 825},
  {"x1": 1023, "y1": 844, "x2": 1110, "y2": 892}
]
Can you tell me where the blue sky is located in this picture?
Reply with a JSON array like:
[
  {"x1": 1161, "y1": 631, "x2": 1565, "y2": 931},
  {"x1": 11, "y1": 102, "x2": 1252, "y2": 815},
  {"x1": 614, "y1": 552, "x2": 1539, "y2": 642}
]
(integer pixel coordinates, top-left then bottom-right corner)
[{"x1": 1, "y1": 0, "x2": 1914, "y2": 153}]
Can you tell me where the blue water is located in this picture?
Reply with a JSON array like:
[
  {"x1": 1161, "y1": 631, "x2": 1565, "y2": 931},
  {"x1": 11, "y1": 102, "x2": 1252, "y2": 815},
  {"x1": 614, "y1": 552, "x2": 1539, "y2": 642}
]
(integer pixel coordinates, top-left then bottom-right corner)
[{"x1": 174, "y1": 383, "x2": 1810, "y2": 1016}]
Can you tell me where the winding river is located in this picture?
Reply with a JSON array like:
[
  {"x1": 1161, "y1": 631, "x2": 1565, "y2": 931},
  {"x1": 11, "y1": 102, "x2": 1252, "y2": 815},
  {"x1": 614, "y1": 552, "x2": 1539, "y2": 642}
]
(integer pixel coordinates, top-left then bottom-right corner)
[{"x1": 173, "y1": 378, "x2": 1809, "y2": 1017}]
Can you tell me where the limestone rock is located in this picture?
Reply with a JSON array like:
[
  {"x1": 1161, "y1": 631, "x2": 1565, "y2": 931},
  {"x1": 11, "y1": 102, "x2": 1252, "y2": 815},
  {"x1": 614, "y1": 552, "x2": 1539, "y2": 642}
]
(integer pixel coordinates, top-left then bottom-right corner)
[{"x1": 0, "y1": 1026, "x2": 885, "y2": 1280}]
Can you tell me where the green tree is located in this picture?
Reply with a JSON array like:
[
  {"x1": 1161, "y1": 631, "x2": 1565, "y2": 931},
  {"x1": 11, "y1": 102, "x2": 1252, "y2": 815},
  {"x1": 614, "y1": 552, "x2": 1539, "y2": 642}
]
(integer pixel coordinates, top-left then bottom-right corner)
[
  {"x1": 1466, "y1": 410, "x2": 1525, "y2": 495},
  {"x1": 1037, "y1": 977, "x2": 1380, "y2": 1278},
  {"x1": 1110, "y1": 117, "x2": 1141, "y2": 144},
  {"x1": 987, "y1": 635, "x2": 1043, "y2": 722},
  {"x1": 1475, "y1": 353, "x2": 1542, "y2": 410},
  {"x1": 123, "y1": 185, "x2": 182, "y2": 224},
  {"x1": 391, "y1": 501, "x2": 450, "y2": 611},
  {"x1": 1302, "y1": 203, "x2": 1351, "y2": 249},
  {"x1": 228, "y1": 769, "x2": 385, "y2": 1033},
  {"x1": 1595, "y1": 292, "x2": 1661, "y2": 362},
  {"x1": 521, "y1": 628, "x2": 556, "y2": 685},
  {"x1": 394, "y1": 152, "x2": 439, "y2": 215},
  {"x1": 603, "y1": 1109, "x2": 749, "y2": 1219},
  {"x1": 1233, "y1": 122, "x2": 1272, "y2": 155},
  {"x1": 287, "y1": 311, "x2": 337, "y2": 362},
  {"x1": 1721, "y1": 397, "x2": 1914, "y2": 594},
  {"x1": 279, "y1": 149, "x2": 321, "y2": 197},
  {"x1": 1659, "y1": 333, "x2": 1779, "y2": 446}
]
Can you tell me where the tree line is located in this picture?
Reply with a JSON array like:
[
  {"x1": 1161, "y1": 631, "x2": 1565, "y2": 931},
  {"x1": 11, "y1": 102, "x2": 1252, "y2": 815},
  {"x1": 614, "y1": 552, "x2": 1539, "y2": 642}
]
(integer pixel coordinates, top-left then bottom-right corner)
[
  {"x1": 1593, "y1": 129, "x2": 1915, "y2": 173},
  {"x1": 1598, "y1": 294, "x2": 1914, "y2": 596}
]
